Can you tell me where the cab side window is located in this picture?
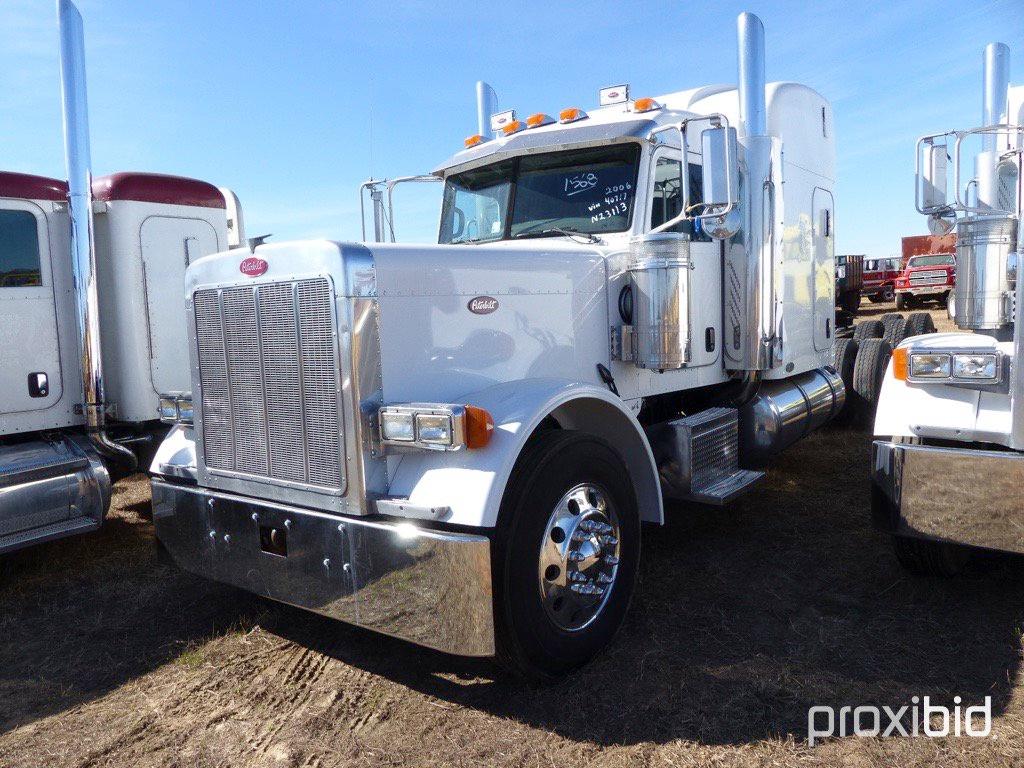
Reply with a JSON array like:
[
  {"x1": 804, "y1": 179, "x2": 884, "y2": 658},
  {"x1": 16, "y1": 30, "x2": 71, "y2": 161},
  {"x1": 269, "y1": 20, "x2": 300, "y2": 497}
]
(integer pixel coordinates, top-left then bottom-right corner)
[
  {"x1": 0, "y1": 210, "x2": 42, "y2": 287},
  {"x1": 648, "y1": 156, "x2": 709, "y2": 241}
]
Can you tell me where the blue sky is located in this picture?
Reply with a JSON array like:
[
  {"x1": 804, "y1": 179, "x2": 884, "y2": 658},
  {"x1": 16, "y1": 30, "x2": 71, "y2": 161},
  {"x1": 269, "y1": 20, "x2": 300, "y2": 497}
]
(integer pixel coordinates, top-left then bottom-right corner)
[{"x1": 1, "y1": 0, "x2": 1021, "y2": 255}]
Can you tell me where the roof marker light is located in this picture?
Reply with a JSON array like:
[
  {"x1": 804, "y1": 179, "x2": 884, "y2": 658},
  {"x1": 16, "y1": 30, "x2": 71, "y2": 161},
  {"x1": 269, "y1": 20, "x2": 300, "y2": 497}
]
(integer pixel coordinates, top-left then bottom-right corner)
[
  {"x1": 632, "y1": 97, "x2": 661, "y2": 113},
  {"x1": 464, "y1": 134, "x2": 485, "y2": 148},
  {"x1": 501, "y1": 119, "x2": 525, "y2": 136},
  {"x1": 559, "y1": 107, "x2": 588, "y2": 124},
  {"x1": 526, "y1": 112, "x2": 554, "y2": 128}
]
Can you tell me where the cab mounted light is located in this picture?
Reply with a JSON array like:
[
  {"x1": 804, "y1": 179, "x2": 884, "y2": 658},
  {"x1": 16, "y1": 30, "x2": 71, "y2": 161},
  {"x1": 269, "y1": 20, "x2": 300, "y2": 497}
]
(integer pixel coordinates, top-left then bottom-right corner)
[
  {"x1": 501, "y1": 120, "x2": 525, "y2": 136},
  {"x1": 526, "y1": 112, "x2": 554, "y2": 128},
  {"x1": 464, "y1": 134, "x2": 486, "y2": 148},
  {"x1": 559, "y1": 107, "x2": 587, "y2": 124},
  {"x1": 632, "y1": 97, "x2": 661, "y2": 113}
]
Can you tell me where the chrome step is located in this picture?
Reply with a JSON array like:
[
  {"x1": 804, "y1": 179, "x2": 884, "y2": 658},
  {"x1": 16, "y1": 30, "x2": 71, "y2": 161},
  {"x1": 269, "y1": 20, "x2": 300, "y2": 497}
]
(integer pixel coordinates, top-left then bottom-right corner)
[
  {"x1": 0, "y1": 441, "x2": 89, "y2": 488},
  {"x1": 646, "y1": 407, "x2": 765, "y2": 506},
  {"x1": 0, "y1": 515, "x2": 100, "y2": 554}
]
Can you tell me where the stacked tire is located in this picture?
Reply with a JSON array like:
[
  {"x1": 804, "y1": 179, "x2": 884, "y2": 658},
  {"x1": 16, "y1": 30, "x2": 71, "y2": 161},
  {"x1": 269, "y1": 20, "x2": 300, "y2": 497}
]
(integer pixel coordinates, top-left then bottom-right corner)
[{"x1": 832, "y1": 311, "x2": 937, "y2": 429}]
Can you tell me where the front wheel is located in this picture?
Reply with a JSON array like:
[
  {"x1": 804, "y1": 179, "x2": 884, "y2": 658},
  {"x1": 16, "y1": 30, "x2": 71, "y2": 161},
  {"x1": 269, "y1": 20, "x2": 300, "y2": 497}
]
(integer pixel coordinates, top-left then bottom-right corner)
[{"x1": 493, "y1": 430, "x2": 640, "y2": 680}]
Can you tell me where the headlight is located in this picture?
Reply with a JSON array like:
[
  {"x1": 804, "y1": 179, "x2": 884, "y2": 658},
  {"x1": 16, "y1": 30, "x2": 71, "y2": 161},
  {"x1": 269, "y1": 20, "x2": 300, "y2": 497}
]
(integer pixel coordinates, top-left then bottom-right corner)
[
  {"x1": 415, "y1": 413, "x2": 453, "y2": 446},
  {"x1": 909, "y1": 353, "x2": 951, "y2": 378},
  {"x1": 952, "y1": 353, "x2": 998, "y2": 381},
  {"x1": 897, "y1": 348, "x2": 1003, "y2": 385},
  {"x1": 158, "y1": 396, "x2": 179, "y2": 423},
  {"x1": 158, "y1": 393, "x2": 193, "y2": 425},
  {"x1": 836, "y1": 265, "x2": 846, "y2": 279},
  {"x1": 378, "y1": 404, "x2": 493, "y2": 451},
  {"x1": 380, "y1": 410, "x2": 415, "y2": 442}
]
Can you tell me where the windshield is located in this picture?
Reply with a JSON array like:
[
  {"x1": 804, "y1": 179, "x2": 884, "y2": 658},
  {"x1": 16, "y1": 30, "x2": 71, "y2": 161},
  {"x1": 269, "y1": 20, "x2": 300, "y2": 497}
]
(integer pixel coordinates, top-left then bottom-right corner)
[
  {"x1": 909, "y1": 254, "x2": 954, "y2": 267},
  {"x1": 439, "y1": 144, "x2": 640, "y2": 244}
]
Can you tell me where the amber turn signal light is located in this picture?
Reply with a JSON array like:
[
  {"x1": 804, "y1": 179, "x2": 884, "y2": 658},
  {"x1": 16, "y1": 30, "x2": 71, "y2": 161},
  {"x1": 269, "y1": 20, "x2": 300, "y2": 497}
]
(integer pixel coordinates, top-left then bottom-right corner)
[
  {"x1": 892, "y1": 347, "x2": 908, "y2": 381},
  {"x1": 465, "y1": 405, "x2": 494, "y2": 449}
]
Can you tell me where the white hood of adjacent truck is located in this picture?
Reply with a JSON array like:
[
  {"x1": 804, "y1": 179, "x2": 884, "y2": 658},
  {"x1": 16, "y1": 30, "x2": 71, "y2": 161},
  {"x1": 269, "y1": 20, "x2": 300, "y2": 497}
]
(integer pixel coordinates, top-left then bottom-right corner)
[{"x1": 874, "y1": 332, "x2": 1016, "y2": 447}]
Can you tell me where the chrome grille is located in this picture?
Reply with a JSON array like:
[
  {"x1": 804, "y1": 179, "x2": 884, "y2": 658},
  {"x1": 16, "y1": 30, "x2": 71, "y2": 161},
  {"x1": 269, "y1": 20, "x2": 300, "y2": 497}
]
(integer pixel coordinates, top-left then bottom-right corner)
[{"x1": 193, "y1": 278, "x2": 345, "y2": 490}]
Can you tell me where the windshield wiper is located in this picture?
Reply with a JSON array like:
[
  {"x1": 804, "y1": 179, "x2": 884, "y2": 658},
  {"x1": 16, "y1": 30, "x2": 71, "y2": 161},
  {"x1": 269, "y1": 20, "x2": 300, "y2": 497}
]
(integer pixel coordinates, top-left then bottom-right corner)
[{"x1": 513, "y1": 227, "x2": 599, "y2": 244}]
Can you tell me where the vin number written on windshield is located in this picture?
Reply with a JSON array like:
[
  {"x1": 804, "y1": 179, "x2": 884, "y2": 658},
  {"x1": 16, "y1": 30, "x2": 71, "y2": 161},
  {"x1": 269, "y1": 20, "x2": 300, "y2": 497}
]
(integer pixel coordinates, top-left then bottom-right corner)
[{"x1": 588, "y1": 185, "x2": 632, "y2": 223}]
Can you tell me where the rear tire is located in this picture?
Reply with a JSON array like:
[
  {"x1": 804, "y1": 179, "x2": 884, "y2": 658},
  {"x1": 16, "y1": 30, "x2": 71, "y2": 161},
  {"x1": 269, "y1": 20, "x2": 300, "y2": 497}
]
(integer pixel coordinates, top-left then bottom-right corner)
[
  {"x1": 904, "y1": 311, "x2": 936, "y2": 338},
  {"x1": 895, "y1": 293, "x2": 907, "y2": 310},
  {"x1": 880, "y1": 285, "x2": 895, "y2": 303},
  {"x1": 493, "y1": 430, "x2": 640, "y2": 680},
  {"x1": 882, "y1": 315, "x2": 906, "y2": 349},
  {"x1": 853, "y1": 320, "x2": 884, "y2": 341},
  {"x1": 851, "y1": 337, "x2": 892, "y2": 426},
  {"x1": 893, "y1": 536, "x2": 971, "y2": 577},
  {"x1": 833, "y1": 338, "x2": 859, "y2": 425}
]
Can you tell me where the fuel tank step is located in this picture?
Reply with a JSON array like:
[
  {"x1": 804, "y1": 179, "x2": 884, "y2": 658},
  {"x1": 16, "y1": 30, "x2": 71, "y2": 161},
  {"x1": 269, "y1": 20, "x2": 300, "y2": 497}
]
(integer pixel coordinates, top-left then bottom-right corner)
[
  {"x1": 0, "y1": 437, "x2": 111, "y2": 555},
  {"x1": 646, "y1": 407, "x2": 765, "y2": 506}
]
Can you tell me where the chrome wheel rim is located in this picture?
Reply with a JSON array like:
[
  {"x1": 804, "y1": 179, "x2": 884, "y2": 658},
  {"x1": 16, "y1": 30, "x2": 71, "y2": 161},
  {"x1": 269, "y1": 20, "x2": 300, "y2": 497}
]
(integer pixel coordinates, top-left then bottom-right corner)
[{"x1": 537, "y1": 483, "x2": 621, "y2": 632}]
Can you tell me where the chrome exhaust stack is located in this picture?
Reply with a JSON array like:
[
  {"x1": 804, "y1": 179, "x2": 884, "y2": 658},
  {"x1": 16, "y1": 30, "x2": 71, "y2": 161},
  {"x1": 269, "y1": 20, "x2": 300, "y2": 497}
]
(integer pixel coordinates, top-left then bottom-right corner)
[
  {"x1": 977, "y1": 43, "x2": 1011, "y2": 209},
  {"x1": 735, "y1": 11, "x2": 776, "y2": 371},
  {"x1": 57, "y1": 0, "x2": 136, "y2": 469}
]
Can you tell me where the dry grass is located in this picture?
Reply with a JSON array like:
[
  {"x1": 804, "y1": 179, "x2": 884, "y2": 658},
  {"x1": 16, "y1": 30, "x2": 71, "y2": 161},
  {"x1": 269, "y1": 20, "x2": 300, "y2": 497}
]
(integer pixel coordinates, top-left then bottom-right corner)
[{"x1": 2, "y1": 302, "x2": 1022, "y2": 768}]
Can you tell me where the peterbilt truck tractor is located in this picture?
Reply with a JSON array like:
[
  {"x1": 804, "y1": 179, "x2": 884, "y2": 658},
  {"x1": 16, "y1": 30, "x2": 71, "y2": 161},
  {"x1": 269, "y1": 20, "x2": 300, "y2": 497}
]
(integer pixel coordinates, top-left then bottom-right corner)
[
  {"x1": 150, "y1": 12, "x2": 845, "y2": 677},
  {"x1": 872, "y1": 42, "x2": 1023, "y2": 576},
  {"x1": 0, "y1": 1, "x2": 243, "y2": 555}
]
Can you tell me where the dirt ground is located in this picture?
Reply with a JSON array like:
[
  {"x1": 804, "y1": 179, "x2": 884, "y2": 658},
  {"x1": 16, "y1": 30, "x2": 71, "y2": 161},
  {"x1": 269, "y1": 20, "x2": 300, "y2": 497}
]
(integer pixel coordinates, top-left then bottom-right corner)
[{"x1": 4, "y1": 302, "x2": 1024, "y2": 768}]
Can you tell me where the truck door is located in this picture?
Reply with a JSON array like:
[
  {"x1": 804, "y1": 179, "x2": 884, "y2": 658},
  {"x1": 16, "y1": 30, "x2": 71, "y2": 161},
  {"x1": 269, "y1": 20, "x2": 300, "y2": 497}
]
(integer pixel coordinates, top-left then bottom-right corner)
[
  {"x1": 141, "y1": 216, "x2": 220, "y2": 395},
  {"x1": 0, "y1": 201, "x2": 63, "y2": 415},
  {"x1": 811, "y1": 188, "x2": 835, "y2": 352}
]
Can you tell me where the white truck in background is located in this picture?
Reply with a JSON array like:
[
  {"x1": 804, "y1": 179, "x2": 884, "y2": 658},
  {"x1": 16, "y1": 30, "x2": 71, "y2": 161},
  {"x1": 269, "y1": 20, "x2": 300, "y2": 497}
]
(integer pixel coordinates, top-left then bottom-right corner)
[
  {"x1": 0, "y1": 1, "x2": 243, "y2": 555},
  {"x1": 872, "y1": 43, "x2": 1023, "y2": 575},
  {"x1": 151, "y1": 12, "x2": 845, "y2": 678}
]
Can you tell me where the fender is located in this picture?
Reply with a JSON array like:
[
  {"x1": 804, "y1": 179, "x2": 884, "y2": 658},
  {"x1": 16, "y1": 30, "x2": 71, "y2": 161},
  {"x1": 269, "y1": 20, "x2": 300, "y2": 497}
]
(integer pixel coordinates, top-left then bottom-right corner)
[{"x1": 384, "y1": 378, "x2": 664, "y2": 528}]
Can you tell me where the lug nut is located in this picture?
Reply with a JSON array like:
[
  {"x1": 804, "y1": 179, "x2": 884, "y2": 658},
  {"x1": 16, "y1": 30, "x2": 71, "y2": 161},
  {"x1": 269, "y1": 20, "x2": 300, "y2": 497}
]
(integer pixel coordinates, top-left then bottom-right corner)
[
  {"x1": 597, "y1": 523, "x2": 613, "y2": 535},
  {"x1": 568, "y1": 551, "x2": 587, "y2": 562},
  {"x1": 597, "y1": 572, "x2": 614, "y2": 584},
  {"x1": 600, "y1": 535, "x2": 618, "y2": 547},
  {"x1": 603, "y1": 555, "x2": 619, "y2": 566}
]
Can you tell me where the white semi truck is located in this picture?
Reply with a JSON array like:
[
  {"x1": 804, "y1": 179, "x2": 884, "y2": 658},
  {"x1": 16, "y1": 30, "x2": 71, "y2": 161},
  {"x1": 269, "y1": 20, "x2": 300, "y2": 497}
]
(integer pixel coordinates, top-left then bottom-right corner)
[
  {"x1": 151, "y1": 12, "x2": 846, "y2": 677},
  {"x1": 0, "y1": 1, "x2": 242, "y2": 555},
  {"x1": 873, "y1": 43, "x2": 1023, "y2": 575}
]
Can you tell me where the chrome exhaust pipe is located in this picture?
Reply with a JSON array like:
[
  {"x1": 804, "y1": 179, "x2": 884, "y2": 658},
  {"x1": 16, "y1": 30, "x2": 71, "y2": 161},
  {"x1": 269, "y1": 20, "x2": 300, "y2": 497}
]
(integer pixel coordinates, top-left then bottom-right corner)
[
  {"x1": 737, "y1": 12, "x2": 766, "y2": 139},
  {"x1": 976, "y1": 43, "x2": 1010, "y2": 211},
  {"x1": 983, "y1": 43, "x2": 1010, "y2": 148},
  {"x1": 57, "y1": 0, "x2": 136, "y2": 469},
  {"x1": 734, "y1": 12, "x2": 775, "y2": 371},
  {"x1": 475, "y1": 80, "x2": 497, "y2": 138}
]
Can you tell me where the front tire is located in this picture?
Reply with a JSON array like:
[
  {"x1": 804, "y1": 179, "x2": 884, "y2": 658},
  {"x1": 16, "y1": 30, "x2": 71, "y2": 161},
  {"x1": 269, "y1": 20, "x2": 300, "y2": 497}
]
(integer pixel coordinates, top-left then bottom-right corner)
[{"x1": 493, "y1": 430, "x2": 640, "y2": 680}]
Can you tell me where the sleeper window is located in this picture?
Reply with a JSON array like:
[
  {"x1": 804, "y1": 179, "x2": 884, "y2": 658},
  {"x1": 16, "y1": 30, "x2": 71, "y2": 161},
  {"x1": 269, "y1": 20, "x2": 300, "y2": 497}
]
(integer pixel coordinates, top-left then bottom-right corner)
[{"x1": 0, "y1": 210, "x2": 42, "y2": 287}]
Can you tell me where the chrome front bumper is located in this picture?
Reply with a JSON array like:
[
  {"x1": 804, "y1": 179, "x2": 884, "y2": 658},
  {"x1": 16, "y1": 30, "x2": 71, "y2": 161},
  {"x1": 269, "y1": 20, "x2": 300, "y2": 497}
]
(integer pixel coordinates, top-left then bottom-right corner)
[
  {"x1": 871, "y1": 440, "x2": 1024, "y2": 553},
  {"x1": 151, "y1": 480, "x2": 495, "y2": 656}
]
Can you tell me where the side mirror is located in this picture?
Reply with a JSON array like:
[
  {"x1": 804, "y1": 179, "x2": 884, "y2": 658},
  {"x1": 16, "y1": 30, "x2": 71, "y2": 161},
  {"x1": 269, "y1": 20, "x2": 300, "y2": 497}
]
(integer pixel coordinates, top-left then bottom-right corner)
[
  {"x1": 919, "y1": 140, "x2": 948, "y2": 212},
  {"x1": 700, "y1": 126, "x2": 740, "y2": 211}
]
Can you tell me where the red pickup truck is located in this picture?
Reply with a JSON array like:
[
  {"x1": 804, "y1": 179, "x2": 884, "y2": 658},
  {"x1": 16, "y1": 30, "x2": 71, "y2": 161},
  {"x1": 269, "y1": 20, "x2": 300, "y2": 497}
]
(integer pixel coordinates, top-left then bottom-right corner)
[{"x1": 894, "y1": 252, "x2": 956, "y2": 309}]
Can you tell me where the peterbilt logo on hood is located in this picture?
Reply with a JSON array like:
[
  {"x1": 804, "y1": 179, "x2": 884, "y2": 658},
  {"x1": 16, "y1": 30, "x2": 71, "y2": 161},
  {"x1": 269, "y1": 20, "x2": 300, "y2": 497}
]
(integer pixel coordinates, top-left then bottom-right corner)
[
  {"x1": 239, "y1": 257, "x2": 268, "y2": 277},
  {"x1": 468, "y1": 296, "x2": 499, "y2": 315}
]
